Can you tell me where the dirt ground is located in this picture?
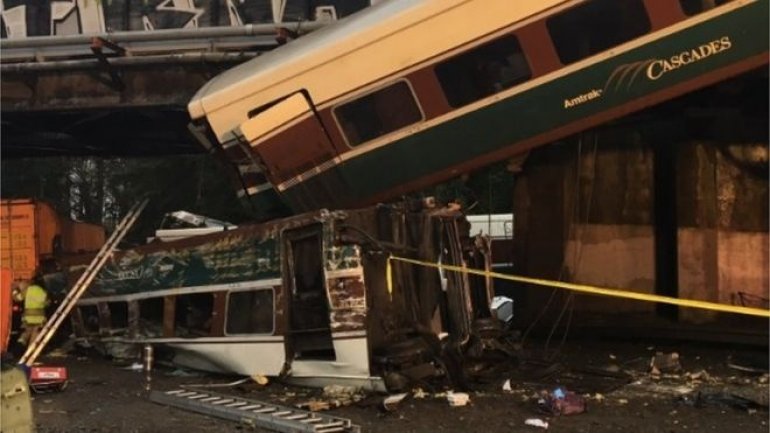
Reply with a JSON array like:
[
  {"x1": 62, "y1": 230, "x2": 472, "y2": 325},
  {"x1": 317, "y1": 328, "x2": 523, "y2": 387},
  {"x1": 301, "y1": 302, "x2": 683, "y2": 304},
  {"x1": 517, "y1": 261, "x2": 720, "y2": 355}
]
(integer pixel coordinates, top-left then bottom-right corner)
[{"x1": 30, "y1": 338, "x2": 769, "y2": 433}]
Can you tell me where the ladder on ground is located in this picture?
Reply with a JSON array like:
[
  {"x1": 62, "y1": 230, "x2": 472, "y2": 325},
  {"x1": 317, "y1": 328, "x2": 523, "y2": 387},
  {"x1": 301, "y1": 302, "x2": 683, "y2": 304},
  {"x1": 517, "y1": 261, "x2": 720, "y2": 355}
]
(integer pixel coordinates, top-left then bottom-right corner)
[
  {"x1": 150, "y1": 388, "x2": 361, "y2": 433},
  {"x1": 19, "y1": 198, "x2": 149, "y2": 367}
]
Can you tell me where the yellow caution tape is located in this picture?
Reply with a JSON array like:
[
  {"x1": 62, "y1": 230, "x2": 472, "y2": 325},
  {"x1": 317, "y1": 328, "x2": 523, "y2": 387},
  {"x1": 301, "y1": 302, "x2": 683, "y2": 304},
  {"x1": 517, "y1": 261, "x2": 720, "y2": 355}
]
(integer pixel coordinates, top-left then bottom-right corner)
[
  {"x1": 386, "y1": 254, "x2": 393, "y2": 301},
  {"x1": 386, "y1": 256, "x2": 770, "y2": 318}
]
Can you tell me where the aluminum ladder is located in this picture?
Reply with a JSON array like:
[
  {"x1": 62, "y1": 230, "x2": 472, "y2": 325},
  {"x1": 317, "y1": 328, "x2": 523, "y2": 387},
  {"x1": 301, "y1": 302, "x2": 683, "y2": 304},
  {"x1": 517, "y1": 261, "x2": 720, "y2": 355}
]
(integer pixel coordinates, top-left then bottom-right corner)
[
  {"x1": 150, "y1": 388, "x2": 361, "y2": 433},
  {"x1": 19, "y1": 198, "x2": 149, "y2": 367}
]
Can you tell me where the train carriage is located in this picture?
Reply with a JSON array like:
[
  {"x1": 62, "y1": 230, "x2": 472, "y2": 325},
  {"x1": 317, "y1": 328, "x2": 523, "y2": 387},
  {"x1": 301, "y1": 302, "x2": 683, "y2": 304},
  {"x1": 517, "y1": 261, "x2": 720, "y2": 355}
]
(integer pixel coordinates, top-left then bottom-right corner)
[{"x1": 188, "y1": 0, "x2": 769, "y2": 219}]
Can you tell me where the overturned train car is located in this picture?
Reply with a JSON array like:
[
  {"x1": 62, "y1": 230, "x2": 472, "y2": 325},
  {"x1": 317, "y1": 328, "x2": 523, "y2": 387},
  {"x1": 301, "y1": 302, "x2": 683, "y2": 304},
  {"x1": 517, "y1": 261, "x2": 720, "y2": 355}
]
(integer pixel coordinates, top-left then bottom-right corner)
[{"x1": 71, "y1": 202, "x2": 509, "y2": 391}]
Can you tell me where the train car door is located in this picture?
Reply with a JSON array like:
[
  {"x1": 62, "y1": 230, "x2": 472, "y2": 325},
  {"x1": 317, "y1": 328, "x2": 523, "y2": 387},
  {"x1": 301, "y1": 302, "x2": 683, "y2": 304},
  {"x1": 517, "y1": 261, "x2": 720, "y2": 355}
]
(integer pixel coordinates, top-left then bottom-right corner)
[
  {"x1": 239, "y1": 92, "x2": 348, "y2": 211},
  {"x1": 283, "y1": 225, "x2": 336, "y2": 364}
]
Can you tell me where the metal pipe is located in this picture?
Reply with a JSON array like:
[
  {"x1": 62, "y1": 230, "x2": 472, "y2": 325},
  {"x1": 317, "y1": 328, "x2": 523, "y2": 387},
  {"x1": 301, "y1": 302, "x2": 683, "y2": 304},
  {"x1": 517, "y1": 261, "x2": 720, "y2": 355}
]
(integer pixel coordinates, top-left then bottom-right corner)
[
  {"x1": 0, "y1": 21, "x2": 325, "y2": 49},
  {"x1": 1, "y1": 36, "x2": 278, "y2": 63},
  {"x1": 0, "y1": 52, "x2": 262, "y2": 73}
]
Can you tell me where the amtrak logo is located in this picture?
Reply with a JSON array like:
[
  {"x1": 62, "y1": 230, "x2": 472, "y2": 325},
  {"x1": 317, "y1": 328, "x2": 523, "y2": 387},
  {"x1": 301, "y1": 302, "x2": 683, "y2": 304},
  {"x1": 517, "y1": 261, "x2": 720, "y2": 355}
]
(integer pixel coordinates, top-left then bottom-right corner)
[{"x1": 563, "y1": 89, "x2": 604, "y2": 109}]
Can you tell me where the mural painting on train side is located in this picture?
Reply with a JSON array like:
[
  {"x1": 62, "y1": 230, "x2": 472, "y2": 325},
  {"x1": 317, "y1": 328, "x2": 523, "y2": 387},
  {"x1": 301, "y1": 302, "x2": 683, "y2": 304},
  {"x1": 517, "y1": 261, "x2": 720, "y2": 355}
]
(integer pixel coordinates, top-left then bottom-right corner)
[{"x1": 0, "y1": 0, "x2": 371, "y2": 38}]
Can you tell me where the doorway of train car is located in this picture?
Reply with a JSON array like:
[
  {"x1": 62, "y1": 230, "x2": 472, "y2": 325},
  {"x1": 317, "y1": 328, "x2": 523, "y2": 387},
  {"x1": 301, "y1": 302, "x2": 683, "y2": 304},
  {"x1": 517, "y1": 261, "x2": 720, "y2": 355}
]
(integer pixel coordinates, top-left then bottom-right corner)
[
  {"x1": 283, "y1": 225, "x2": 336, "y2": 362},
  {"x1": 241, "y1": 91, "x2": 347, "y2": 212}
]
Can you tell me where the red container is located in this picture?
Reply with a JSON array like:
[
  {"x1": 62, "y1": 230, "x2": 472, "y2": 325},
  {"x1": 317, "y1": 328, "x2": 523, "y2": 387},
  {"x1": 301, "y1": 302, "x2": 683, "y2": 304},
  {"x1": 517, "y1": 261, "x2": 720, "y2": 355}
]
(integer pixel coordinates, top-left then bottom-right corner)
[{"x1": 29, "y1": 366, "x2": 68, "y2": 392}]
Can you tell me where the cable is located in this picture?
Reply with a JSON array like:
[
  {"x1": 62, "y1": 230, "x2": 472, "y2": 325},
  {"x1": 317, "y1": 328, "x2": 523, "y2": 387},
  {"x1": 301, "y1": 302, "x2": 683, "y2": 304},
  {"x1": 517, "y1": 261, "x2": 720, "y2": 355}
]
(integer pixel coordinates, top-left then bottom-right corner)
[
  {"x1": 520, "y1": 135, "x2": 584, "y2": 347},
  {"x1": 544, "y1": 132, "x2": 600, "y2": 360}
]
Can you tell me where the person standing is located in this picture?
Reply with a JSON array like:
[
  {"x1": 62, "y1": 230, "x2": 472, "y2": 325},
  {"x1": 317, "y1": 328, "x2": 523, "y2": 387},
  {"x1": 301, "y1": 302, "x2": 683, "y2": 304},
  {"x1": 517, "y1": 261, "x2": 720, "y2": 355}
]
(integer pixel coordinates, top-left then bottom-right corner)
[{"x1": 13, "y1": 275, "x2": 49, "y2": 348}]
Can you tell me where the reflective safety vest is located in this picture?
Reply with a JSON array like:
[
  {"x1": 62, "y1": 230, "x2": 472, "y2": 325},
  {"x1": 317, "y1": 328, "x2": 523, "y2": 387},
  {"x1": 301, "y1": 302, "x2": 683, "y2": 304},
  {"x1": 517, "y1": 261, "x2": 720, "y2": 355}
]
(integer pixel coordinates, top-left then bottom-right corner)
[{"x1": 23, "y1": 284, "x2": 48, "y2": 325}]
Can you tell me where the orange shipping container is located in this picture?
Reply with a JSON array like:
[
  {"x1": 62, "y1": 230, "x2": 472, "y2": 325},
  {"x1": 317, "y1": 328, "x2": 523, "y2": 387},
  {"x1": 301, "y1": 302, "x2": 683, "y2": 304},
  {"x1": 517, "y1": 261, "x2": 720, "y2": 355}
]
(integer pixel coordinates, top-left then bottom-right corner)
[
  {"x1": 0, "y1": 199, "x2": 105, "y2": 281},
  {"x1": 1, "y1": 268, "x2": 12, "y2": 354}
]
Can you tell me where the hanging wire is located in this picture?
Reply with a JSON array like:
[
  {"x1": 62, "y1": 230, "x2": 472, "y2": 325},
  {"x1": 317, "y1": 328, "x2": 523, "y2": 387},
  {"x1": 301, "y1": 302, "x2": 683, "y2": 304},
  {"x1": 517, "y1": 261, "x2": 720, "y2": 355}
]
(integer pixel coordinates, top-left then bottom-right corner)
[{"x1": 544, "y1": 132, "x2": 600, "y2": 360}]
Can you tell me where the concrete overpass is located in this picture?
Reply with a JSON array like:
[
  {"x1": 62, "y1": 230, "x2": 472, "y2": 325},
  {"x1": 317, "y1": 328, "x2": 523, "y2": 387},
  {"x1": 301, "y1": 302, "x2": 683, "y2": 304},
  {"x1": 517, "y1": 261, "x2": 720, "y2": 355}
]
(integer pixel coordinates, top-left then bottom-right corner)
[{"x1": 0, "y1": 0, "x2": 372, "y2": 157}]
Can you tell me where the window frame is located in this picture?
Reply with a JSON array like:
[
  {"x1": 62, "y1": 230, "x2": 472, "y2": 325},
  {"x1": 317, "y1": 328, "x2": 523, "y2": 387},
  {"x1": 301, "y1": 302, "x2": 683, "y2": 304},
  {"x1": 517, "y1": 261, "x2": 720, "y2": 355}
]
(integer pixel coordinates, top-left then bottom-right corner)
[
  {"x1": 332, "y1": 78, "x2": 425, "y2": 149},
  {"x1": 545, "y1": 0, "x2": 652, "y2": 66},
  {"x1": 433, "y1": 32, "x2": 533, "y2": 109},
  {"x1": 223, "y1": 287, "x2": 276, "y2": 336}
]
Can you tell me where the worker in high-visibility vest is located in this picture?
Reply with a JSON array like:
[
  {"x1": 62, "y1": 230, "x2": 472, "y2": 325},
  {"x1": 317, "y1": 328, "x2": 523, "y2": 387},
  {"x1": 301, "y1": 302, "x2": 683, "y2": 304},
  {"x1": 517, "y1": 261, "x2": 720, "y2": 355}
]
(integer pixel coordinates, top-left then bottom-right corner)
[{"x1": 12, "y1": 275, "x2": 49, "y2": 347}]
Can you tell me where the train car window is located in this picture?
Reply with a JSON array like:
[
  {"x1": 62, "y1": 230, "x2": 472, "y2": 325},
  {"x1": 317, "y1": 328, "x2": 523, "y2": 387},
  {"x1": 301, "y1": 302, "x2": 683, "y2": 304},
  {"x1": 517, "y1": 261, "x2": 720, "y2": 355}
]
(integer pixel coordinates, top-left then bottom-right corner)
[
  {"x1": 435, "y1": 34, "x2": 531, "y2": 108},
  {"x1": 108, "y1": 301, "x2": 128, "y2": 329},
  {"x1": 174, "y1": 292, "x2": 214, "y2": 338},
  {"x1": 335, "y1": 81, "x2": 423, "y2": 147},
  {"x1": 225, "y1": 289, "x2": 274, "y2": 335},
  {"x1": 138, "y1": 297, "x2": 164, "y2": 337},
  {"x1": 679, "y1": 0, "x2": 733, "y2": 16},
  {"x1": 547, "y1": 0, "x2": 651, "y2": 65},
  {"x1": 79, "y1": 305, "x2": 100, "y2": 334}
]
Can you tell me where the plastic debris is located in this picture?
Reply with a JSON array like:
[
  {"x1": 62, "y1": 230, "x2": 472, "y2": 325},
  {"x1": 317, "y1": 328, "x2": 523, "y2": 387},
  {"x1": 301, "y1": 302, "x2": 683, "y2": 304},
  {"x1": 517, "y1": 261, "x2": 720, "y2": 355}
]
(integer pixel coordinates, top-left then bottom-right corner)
[
  {"x1": 251, "y1": 374, "x2": 269, "y2": 386},
  {"x1": 446, "y1": 391, "x2": 470, "y2": 407},
  {"x1": 123, "y1": 362, "x2": 143, "y2": 371},
  {"x1": 524, "y1": 418, "x2": 549, "y2": 429},
  {"x1": 537, "y1": 387, "x2": 586, "y2": 415},
  {"x1": 382, "y1": 393, "x2": 408, "y2": 412},
  {"x1": 502, "y1": 379, "x2": 512, "y2": 392}
]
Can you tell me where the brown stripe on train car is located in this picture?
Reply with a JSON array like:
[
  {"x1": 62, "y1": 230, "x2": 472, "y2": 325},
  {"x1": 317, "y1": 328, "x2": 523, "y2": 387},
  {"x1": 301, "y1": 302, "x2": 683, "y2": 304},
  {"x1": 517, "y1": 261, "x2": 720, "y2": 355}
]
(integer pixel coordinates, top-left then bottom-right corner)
[
  {"x1": 643, "y1": 0, "x2": 687, "y2": 29},
  {"x1": 163, "y1": 295, "x2": 176, "y2": 338},
  {"x1": 210, "y1": 292, "x2": 227, "y2": 337},
  {"x1": 516, "y1": 21, "x2": 563, "y2": 74},
  {"x1": 405, "y1": 67, "x2": 452, "y2": 119},
  {"x1": 317, "y1": 109, "x2": 348, "y2": 154}
]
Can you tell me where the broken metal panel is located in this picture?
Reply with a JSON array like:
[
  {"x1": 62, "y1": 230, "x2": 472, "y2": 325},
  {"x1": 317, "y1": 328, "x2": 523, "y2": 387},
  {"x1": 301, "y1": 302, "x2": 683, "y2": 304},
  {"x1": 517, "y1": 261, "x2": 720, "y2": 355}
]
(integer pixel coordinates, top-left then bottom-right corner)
[
  {"x1": 326, "y1": 275, "x2": 366, "y2": 333},
  {"x1": 92, "y1": 227, "x2": 282, "y2": 296}
]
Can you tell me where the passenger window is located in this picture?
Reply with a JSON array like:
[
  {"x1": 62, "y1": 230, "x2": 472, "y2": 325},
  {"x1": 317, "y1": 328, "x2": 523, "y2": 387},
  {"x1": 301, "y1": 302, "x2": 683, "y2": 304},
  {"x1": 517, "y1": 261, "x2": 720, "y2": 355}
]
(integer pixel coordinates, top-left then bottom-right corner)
[
  {"x1": 108, "y1": 301, "x2": 129, "y2": 329},
  {"x1": 226, "y1": 289, "x2": 274, "y2": 334},
  {"x1": 680, "y1": 0, "x2": 733, "y2": 16},
  {"x1": 138, "y1": 297, "x2": 164, "y2": 338},
  {"x1": 435, "y1": 35, "x2": 531, "y2": 108},
  {"x1": 79, "y1": 305, "x2": 100, "y2": 334},
  {"x1": 547, "y1": 0, "x2": 651, "y2": 65},
  {"x1": 335, "y1": 81, "x2": 423, "y2": 147},
  {"x1": 174, "y1": 292, "x2": 214, "y2": 338}
]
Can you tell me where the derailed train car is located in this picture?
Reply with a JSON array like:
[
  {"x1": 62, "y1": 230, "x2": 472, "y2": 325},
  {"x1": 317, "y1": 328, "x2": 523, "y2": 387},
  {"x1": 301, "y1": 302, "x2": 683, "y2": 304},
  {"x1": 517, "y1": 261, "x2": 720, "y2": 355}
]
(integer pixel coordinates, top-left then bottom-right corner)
[
  {"x1": 187, "y1": 0, "x2": 768, "y2": 221},
  {"x1": 71, "y1": 201, "x2": 511, "y2": 391}
]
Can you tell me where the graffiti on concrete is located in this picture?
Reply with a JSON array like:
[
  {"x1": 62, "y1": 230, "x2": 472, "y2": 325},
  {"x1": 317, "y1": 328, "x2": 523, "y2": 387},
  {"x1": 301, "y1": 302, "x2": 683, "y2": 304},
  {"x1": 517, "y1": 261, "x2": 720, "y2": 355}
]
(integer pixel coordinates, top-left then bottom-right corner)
[{"x1": 0, "y1": 0, "x2": 371, "y2": 38}]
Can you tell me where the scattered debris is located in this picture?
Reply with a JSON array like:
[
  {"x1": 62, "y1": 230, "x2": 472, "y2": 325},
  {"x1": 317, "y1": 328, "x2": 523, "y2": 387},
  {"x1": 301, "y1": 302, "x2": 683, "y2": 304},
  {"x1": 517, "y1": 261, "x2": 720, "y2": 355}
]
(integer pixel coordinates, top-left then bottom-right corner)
[
  {"x1": 650, "y1": 352, "x2": 682, "y2": 376},
  {"x1": 727, "y1": 355, "x2": 769, "y2": 374},
  {"x1": 502, "y1": 379, "x2": 512, "y2": 392},
  {"x1": 446, "y1": 391, "x2": 470, "y2": 407},
  {"x1": 412, "y1": 388, "x2": 428, "y2": 399},
  {"x1": 382, "y1": 393, "x2": 408, "y2": 412},
  {"x1": 537, "y1": 387, "x2": 586, "y2": 416},
  {"x1": 122, "y1": 362, "x2": 143, "y2": 371},
  {"x1": 524, "y1": 418, "x2": 549, "y2": 429},
  {"x1": 297, "y1": 385, "x2": 366, "y2": 412},
  {"x1": 251, "y1": 374, "x2": 269, "y2": 386}
]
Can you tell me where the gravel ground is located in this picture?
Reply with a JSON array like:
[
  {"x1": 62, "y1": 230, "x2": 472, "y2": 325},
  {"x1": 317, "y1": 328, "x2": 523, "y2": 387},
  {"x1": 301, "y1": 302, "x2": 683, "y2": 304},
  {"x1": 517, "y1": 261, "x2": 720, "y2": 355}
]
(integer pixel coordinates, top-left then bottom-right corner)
[{"x1": 30, "y1": 338, "x2": 769, "y2": 433}]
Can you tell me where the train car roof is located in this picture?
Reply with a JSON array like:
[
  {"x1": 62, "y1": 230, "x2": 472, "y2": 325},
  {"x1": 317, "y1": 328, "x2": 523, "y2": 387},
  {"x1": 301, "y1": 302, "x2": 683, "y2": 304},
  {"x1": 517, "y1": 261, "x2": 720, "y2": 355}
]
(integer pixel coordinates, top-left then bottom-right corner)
[
  {"x1": 189, "y1": 0, "x2": 426, "y2": 117},
  {"x1": 188, "y1": 0, "x2": 564, "y2": 135}
]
